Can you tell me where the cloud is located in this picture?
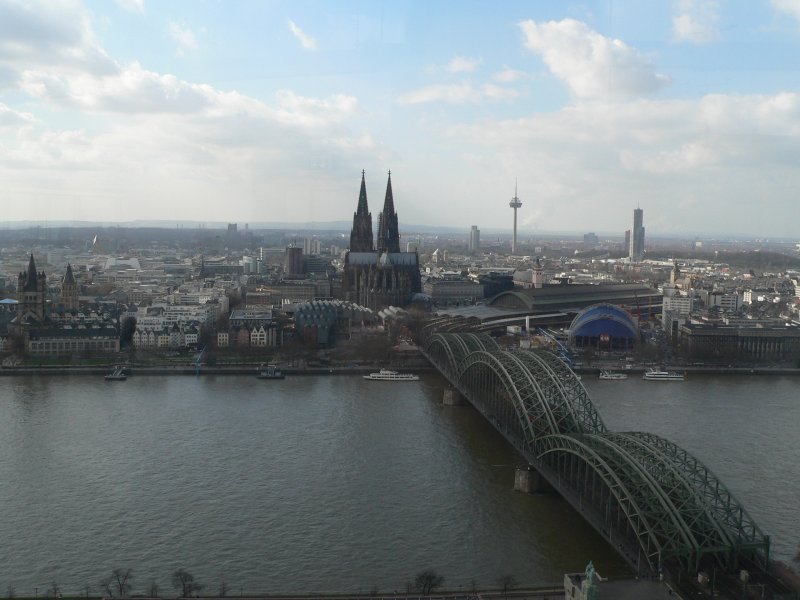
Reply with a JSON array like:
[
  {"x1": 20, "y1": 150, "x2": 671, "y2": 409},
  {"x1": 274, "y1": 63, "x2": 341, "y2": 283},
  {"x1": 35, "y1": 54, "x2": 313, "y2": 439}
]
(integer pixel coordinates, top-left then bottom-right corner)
[
  {"x1": 20, "y1": 62, "x2": 216, "y2": 113},
  {"x1": 0, "y1": 0, "x2": 116, "y2": 79},
  {"x1": 445, "y1": 56, "x2": 481, "y2": 73},
  {"x1": 398, "y1": 82, "x2": 519, "y2": 105},
  {"x1": 672, "y1": 0, "x2": 720, "y2": 44},
  {"x1": 519, "y1": 18, "x2": 670, "y2": 100},
  {"x1": 169, "y1": 22, "x2": 200, "y2": 56},
  {"x1": 288, "y1": 20, "x2": 317, "y2": 50},
  {"x1": 0, "y1": 1, "x2": 379, "y2": 223},
  {"x1": 0, "y1": 102, "x2": 36, "y2": 127},
  {"x1": 274, "y1": 90, "x2": 360, "y2": 127},
  {"x1": 772, "y1": 0, "x2": 800, "y2": 23},
  {"x1": 115, "y1": 0, "x2": 144, "y2": 13},
  {"x1": 493, "y1": 67, "x2": 527, "y2": 83},
  {"x1": 440, "y1": 91, "x2": 800, "y2": 234}
]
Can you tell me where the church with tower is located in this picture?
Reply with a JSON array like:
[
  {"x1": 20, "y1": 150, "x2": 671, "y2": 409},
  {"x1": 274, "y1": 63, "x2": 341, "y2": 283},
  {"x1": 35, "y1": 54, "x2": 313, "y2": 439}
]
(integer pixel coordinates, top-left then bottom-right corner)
[
  {"x1": 16, "y1": 255, "x2": 81, "y2": 323},
  {"x1": 342, "y1": 171, "x2": 421, "y2": 309},
  {"x1": 16, "y1": 254, "x2": 48, "y2": 322}
]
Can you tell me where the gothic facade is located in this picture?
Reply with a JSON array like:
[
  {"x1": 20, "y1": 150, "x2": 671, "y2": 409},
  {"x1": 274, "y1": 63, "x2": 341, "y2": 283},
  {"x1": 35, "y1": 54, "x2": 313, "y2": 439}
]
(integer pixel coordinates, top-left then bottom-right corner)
[
  {"x1": 342, "y1": 172, "x2": 421, "y2": 310},
  {"x1": 62, "y1": 263, "x2": 79, "y2": 311},
  {"x1": 17, "y1": 254, "x2": 47, "y2": 322}
]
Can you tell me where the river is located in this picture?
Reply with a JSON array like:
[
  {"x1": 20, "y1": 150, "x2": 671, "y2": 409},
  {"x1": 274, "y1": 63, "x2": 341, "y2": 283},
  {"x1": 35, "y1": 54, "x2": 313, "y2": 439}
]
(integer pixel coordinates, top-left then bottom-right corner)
[{"x1": 0, "y1": 373, "x2": 796, "y2": 595}]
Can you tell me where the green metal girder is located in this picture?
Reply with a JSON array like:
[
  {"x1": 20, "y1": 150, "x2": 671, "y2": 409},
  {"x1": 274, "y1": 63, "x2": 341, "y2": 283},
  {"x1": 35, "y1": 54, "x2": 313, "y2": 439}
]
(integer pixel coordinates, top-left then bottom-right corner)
[
  {"x1": 536, "y1": 433, "x2": 665, "y2": 568},
  {"x1": 419, "y1": 330, "x2": 770, "y2": 573}
]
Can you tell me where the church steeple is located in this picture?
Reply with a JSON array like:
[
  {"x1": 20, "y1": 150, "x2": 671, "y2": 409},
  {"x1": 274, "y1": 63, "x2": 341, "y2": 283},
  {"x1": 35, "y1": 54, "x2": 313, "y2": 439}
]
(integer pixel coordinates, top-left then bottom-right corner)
[
  {"x1": 349, "y1": 170, "x2": 374, "y2": 252},
  {"x1": 376, "y1": 170, "x2": 400, "y2": 254},
  {"x1": 23, "y1": 253, "x2": 38, "y2": 292},
  {"x1": 62, "y1": 263, "x2": 79, "y2": 311},
  {"x1": 17, "y1": 252, "x2": 47, "y2": 321},
  {"x1": 64, "y1": 263, "x2": 75, "y2": 285}
]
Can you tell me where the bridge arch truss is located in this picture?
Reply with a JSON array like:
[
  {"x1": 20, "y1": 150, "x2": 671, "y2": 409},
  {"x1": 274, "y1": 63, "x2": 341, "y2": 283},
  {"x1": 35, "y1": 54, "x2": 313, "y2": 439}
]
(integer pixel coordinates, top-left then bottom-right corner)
[{"x1": 423, "y1": 332, "x2": 770, "y2": 575}]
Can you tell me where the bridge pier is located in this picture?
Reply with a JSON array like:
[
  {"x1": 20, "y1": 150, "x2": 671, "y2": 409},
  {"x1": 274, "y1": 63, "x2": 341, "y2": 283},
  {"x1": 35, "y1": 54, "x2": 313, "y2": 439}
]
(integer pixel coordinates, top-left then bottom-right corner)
[
  {"x1": 442, "y1": 387, "x2": 465, "y2": 406},
  {"x1": 514, "y1": 465, "x2": 555, "y2": 494}
]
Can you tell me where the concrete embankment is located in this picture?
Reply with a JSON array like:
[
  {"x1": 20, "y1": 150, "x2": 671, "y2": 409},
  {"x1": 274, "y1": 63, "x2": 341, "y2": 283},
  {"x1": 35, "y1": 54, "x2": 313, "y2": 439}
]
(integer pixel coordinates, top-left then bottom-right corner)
[{"x1": 0, "y1": 365, "x2": 436, "y2": 377}]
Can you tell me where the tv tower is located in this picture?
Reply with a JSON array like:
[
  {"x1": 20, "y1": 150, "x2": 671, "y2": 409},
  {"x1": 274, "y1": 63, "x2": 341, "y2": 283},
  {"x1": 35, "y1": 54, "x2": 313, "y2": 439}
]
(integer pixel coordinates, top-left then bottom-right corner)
[{"x1": 509, "y1": 180, "x2": 522, "y2": 254}]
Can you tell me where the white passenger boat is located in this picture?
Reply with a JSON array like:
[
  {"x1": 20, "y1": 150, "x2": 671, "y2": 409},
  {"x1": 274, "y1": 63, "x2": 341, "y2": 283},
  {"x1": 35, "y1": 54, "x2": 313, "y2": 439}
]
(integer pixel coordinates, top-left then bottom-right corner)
[
  {"x1": 363, "y1": 368, "x2": 420, "y2": 381},
  {"x1": 599, "y1": 370, "x2": 628, "y2": 380},
  {"x1": 104, "y1": 366, "x2": 127, "y2": 381},
  {"x1": 643, "y1": 369, "x2": 685, "y2": 381}
]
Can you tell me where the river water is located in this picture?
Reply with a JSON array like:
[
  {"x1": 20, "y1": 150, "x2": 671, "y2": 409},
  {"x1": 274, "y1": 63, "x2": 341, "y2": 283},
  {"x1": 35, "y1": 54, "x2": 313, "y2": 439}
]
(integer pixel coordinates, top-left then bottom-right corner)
[{"x1": 0, "y1": 373, "x2": 796, "y2": 595}]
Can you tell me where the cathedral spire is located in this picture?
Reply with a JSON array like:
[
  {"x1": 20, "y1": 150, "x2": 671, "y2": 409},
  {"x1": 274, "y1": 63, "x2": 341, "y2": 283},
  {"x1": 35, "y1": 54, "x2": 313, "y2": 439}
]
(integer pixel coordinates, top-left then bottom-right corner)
[
  {"x1": 349, "y1": 170, "x2": 374, "y2": 252},
  {"x1": 377, "y1": 170, "x2": 400, "y2": 254},
  {"x1": 356, "y1": 169, "x2": 369, "y2": 217},
  {"x1": 64, "y1": 263, "x2": 75, "y2": 285},
  {"x1": 24, "y1": 253, "x2": 38, "y2": 292}
]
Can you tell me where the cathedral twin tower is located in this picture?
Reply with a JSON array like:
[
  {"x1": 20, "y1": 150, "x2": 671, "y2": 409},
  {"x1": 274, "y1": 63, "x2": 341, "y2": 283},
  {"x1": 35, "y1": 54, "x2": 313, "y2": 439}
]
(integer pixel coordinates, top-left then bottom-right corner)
[
  {"x1": 343, "y1": 170, "x2": 420, "y2": 309},
  {"x1": 349, "y1": 170, "x2": 400, "y2": 254}
]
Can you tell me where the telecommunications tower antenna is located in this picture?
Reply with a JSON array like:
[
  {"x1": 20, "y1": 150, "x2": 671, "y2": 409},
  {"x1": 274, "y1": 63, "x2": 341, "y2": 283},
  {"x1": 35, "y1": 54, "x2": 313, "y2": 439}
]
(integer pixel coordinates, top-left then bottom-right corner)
[{"x1": 509, "y1": 180, "x2": 522, "y2": 254}]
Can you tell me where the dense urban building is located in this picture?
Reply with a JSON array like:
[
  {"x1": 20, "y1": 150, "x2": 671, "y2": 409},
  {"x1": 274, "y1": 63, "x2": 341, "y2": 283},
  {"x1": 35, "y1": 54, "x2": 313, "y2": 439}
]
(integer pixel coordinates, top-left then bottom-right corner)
[
  {"x1": 284, "y1": 246, "x2": 303, "y2": 276},
  {"x1": 679, "y1": 318, "x2": 800, "y2": 361},
  {"x1": 422, "y1": 279, "x2": 484, "y2": 305}
]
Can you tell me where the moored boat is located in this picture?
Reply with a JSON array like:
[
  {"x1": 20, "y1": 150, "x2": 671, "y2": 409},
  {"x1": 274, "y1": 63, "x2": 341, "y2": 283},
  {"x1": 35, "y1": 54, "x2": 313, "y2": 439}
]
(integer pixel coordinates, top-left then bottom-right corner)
[
  {"x1": 599, "y1": 370, "x2": 628, "y2": 380},
  {"x1": 363, "y1": 368, "x2": 420, "y2": 381},
  {"x1": 258, "y1": 364, "x2": 285, "y2": 380},
  {"x1": 104, "y1": 366, "x2": 127, "y2": 381},
  {"x1": 643, "y1": 369, "x2": 684, "y2": 381}
]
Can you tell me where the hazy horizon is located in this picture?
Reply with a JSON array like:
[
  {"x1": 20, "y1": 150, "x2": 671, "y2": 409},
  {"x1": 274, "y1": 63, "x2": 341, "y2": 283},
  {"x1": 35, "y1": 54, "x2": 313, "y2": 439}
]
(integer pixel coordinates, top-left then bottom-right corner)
[
  {"x1": 2, "y1": 1, "x2": 800, "y2": 236},
  {"x1": 0, "y1": 218, "x2": 798, "y2": 243}
]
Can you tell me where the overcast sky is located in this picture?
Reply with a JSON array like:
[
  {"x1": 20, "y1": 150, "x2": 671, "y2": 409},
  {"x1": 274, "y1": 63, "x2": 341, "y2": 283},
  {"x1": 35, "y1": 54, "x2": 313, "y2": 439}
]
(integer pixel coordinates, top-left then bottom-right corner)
[{"x1": 2, "y1": 0, "x2": 800, "y2": 237}]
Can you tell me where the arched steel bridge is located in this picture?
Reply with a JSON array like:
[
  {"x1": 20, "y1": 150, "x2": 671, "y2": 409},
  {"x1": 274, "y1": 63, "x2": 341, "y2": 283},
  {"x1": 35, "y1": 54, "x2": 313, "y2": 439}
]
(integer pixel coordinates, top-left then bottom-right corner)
[{"x1": 422, "y1": 330, "x2": 770, "y2": 577}]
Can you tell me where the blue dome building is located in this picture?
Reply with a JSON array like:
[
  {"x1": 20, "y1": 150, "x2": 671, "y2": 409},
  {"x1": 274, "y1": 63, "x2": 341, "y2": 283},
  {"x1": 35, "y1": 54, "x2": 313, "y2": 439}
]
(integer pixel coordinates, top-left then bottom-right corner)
[{"x1": 568, "y1": 303, "x2": 639, "y2": 350}]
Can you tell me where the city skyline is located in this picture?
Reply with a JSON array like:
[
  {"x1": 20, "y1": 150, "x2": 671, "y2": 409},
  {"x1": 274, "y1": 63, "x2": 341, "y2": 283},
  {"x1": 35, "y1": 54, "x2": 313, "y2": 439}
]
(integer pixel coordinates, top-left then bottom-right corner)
[{"x1": 2, "y1": 1, "x2": 800, "y2": 236}]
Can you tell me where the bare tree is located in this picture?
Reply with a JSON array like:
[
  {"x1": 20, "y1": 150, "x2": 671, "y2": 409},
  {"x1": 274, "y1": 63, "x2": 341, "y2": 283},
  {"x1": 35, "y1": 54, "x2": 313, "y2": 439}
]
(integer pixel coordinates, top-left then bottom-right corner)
[
  {"x1": 112, "y1": 569, "x2": 133, "y2": 597},
  {"x1": 99, "y1": 576, "x2": 114, "y2": 597},
  {"x1": 146, "y1": 580, "x2": 159, "y2": 598},
  {"x1": 5, "y1": 585, "x2": 14, "y2": 599},
  {"x1": 495, "y1": 575, "x2": 517, "y2": 600},
  {"x1": 83, "y1": 583, "x2": 91, "y2": 598},
  {"x1": 49, "y1": 582, "x2": 60, "y2": 599},
  {"x1": 218, "y1": 579, "x2": 227, "y2": 598},
  {"x1": 414, "y1": 570, "x2": 444, "y2": 596},
  {"x1": 172, "y1": 569, "x2": 203, "y2": 597}
]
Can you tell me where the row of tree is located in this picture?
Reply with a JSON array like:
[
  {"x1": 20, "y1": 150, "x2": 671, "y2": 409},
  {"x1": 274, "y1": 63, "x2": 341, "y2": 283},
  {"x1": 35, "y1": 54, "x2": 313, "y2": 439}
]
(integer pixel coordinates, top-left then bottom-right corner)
[
  {"x1": 5, "y1": 569, "x2": 523, "y2": 599},
  {"x1": 5, "y1": 568, "x2": 203, "y2": 599}
]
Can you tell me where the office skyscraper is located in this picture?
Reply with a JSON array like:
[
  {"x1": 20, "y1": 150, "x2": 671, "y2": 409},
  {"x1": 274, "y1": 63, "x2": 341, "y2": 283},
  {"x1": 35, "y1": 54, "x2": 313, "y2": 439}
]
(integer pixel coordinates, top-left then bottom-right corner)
[
  {"x1": 629, "y1": 207, "x2": 645, "y2": 261},
  {"x1": 469, "y1": 225, "x2": 480, "y2": 252}
]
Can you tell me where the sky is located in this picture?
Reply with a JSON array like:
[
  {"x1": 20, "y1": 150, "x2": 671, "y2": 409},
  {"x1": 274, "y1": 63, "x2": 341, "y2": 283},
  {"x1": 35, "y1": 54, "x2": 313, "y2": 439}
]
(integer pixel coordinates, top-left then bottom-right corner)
[{"x1": 2, "y1": 1, "x2": 800, "y2": 237}]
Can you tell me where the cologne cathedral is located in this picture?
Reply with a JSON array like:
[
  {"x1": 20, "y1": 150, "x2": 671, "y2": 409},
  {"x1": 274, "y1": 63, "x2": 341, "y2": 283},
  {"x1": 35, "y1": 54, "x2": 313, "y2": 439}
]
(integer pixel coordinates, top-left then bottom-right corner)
[{"x1": 342, "y1": 171, "x2": 421, "y2": 309}]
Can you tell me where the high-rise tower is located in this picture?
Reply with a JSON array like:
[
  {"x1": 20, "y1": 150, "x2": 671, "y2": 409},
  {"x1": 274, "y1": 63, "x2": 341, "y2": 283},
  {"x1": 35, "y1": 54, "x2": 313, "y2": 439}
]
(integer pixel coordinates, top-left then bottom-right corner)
[
  {"x1": 62, "y1": 263, "x2": 79, "y2": 311},
  {"x1": 376, "y1": 171, "x2": 400, "y2": 254},
  {"x1": 468, "y1": 225, "x2": 480, "y2": 252},
  {"x1": 349, "y1": 170, "x2": 374, "y2": 252},
  {"x1": 629, "y1": 207, "x2": 645, "y2": 261},
  {"x1": 509, "y1": 181, "x2": 522, "y2": 254}
]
